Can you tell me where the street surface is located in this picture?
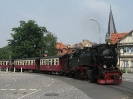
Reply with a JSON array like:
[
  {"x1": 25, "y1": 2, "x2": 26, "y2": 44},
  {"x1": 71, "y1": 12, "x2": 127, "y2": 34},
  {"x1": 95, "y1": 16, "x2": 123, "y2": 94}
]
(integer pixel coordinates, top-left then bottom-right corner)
[
  {"x1": 0, "y1": 72, "x2": 89, "y2": 99},
  {"x1": 43, "y1": 73, "x2": 133, "y2": 99},
  {"x1": 0, "y1": 71, "x2": 133, "y2": 99}
]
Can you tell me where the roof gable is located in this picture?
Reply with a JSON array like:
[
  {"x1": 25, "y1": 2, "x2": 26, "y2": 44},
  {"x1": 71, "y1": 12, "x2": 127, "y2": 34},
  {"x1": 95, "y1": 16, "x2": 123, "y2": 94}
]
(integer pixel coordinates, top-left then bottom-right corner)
[
  {"x1": 110, "y1": 32, "x2": 128, "y2": 44},
  {"x1": 118, "y1": 30, "x2": 133, "y2": 43}
]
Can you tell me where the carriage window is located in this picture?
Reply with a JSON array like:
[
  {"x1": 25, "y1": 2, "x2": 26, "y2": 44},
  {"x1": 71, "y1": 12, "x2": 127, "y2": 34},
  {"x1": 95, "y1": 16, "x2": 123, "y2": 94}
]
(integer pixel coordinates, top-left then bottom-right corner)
[
  {"x1": 43, "y1": 60, "x2": 47, "y2": 65},
  {"x1": 4, "y1": 62, "x2": 6, "y2": 65},
  {"x1": 33, "y1": 61, "x2": 34, "y2": 65},
  {"x1": 21, "y1": 61, "x2": 22, "y2": 65},
  {"x1": 0, "y1": 62, "x2": 1, "y2": 65},
  {"x1": 21, "y1": 61, "x2": 24, "y2": 65},
  {"x1": 56, "y1": 59, "x2": 58, "y2": 65},
  {"x1": 42, "y1": 60, "x2": 45, "y2": 65},
  {"x1": 25, "y1": 61, "x2": 26, "y2": 65},
  {"x1": 45, "y1": 60, "x2": 47, "y2": 65},
  {"x1": 46, "y1": 60, "x2": 49, "y2": 65},
  {"x1": 47, "y1": 60, "x2": 49, "y2": 65},
  {"x1": 49, "y1": 59, "x2": 51, "y2": 65},
  {"x1": 52, "y1": 59, "x2": 54, "y2": 65},
  {"x1": 7, "y1": 62, "x2": 10, "y2": 65},
  {"x1": 30, "y1": 61, "x2": 31, "y2": 65},
  {"x1": 2, "y1": 62, "x2": 3, "y2": 65},
  {"x1": 40, "y1": 60, "x2": 41, "y2": 65},
  {"x1": 27, "y1": 61, "x2": 28, "y2": 65},
  {"x1": 42, "y1": 60, "x2": 44, "y2": 65}
]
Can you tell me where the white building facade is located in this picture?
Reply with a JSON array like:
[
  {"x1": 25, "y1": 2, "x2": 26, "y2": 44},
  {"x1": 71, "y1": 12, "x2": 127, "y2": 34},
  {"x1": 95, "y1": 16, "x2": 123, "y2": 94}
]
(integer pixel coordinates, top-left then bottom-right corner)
[{"x1": 117, "y1": 30, "x2": 133, "y2": 69}]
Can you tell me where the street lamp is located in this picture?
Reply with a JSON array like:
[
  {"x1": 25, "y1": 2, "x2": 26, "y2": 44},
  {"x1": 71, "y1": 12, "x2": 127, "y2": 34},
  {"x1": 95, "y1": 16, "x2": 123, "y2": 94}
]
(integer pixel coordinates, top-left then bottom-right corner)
[{"x1": 90, "y1": 18, "x2": 101, "y2": 44}]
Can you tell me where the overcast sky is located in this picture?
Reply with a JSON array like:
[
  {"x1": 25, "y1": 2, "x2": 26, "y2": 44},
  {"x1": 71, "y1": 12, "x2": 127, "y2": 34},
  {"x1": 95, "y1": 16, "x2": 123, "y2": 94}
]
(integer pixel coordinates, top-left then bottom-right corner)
[{"x1": 0, "y1": 0, "x2": 133, "y2": 47}]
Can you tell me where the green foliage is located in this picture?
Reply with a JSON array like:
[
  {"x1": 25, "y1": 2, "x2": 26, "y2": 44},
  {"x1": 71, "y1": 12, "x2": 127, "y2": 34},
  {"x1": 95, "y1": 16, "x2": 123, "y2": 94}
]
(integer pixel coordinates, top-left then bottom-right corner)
[
  {"x1": 105, "y1": 39, "x2": 110, "y2": 43},
  {"x1": 7, "y1": 20, "x2": 57, "y2": 59},
  {"x1": 120, "y1": 68, "x2": 131, "y2": 73},
  {"x1": 0, "y1": 46, "x2": 10, "y2": 59},
  {"x1": 120, "y1": 68, "x2": 125, "y2": 73},
  {"x1": 43, "y1": 32, "x2": 57, "y2": 56}
]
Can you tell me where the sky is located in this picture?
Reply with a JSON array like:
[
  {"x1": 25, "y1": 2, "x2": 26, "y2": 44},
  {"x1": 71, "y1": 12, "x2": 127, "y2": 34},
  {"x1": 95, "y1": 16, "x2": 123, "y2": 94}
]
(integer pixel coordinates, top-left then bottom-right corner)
[{"x1": 0, "y1": 0, "x2": 133, "y2": 48}]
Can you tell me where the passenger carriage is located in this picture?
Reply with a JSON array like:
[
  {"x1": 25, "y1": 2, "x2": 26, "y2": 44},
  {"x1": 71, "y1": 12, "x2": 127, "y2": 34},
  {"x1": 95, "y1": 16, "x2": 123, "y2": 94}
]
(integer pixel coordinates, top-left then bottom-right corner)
[
  {"x1": 14, "y1": 58, "x2": 39, "y2": 72},
  {"x1": 0, "y1": 59, "x2": 10, "y2": 70},
  {"x1": 40, "y1": 55, "x2": 67, "y2": 74}
]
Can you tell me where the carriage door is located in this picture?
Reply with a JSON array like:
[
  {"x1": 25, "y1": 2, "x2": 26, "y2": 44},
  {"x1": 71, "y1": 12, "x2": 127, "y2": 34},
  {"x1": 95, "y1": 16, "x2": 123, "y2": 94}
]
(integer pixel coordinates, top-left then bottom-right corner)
[
  {"x1": 61, "y1": 58, "x2": 67, "y2": 71},
  {"x1": 35, "y1": 59, "x2": 40, "y2": 71}
]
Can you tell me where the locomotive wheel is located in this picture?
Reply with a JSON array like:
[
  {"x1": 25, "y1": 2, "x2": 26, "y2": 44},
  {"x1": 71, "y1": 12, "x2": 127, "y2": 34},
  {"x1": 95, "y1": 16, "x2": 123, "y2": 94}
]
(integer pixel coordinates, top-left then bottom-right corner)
[
  {"x1": 90, "y1": 71, "x2": 97, "y2": 83},
  {"x1": 85, "y1": 72, "x2": 89, "y2": 81},
  {"x1": 74, "y1": 70, "x2": 80, "y2": 79},
  {"x1": 32, "y1": 70, "x2": 35, "y2": 73},
  {"x1": 68, "y1": 72, "x2": 73, "y2": 78},
  {"x1": 58, "y1": 71, "x2": 64, "y2": 76}
]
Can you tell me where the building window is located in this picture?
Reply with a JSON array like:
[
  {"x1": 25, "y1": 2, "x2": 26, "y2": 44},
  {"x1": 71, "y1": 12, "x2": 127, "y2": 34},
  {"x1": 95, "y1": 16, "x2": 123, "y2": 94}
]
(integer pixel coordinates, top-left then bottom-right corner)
[
  {"x1": 131, "y1": 47, "x2": 133, "y2": 53},
  {"x1": 123, "y1": 47, "x2": 129, "y2": 53},
  {"x1": 131, "y1": 61, "x2": 133, "y2": 67},
  {"x1": 123, "y1": 61, "x2": 128, "y2": 68}
]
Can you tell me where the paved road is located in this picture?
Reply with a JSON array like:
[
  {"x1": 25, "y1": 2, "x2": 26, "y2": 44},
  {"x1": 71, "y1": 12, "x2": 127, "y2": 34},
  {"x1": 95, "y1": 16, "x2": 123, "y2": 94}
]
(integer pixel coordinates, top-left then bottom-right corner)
[
  {"x1": 122, "y1": 73, "x2": 133, "y2": 82},
  {"x1": 1, "y1": 71, "x2": 133, "y2": 99},
  {"x1": 0, "y1": 72, "x2": 90, "y2": 99},
  {"x1": 42, "y1": 73, "x2": 133, "y2": 99}
]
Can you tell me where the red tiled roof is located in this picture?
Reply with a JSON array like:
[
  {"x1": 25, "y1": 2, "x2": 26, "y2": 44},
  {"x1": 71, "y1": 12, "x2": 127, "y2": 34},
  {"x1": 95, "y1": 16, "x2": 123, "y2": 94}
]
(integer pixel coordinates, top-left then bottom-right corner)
[{"x1": 110, "y1": 32, "x2": 128, "y2": 44}]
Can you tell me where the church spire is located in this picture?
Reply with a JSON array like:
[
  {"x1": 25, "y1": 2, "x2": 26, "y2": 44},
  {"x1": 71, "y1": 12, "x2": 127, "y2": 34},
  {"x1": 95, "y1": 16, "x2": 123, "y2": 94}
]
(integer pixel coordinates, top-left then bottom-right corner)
[
  {"x1": 108, "y1": 5, "x2": 117, "y2": 34},
  {"x1": 105, "y1": 5, "x2": 117, "y2": 43}
]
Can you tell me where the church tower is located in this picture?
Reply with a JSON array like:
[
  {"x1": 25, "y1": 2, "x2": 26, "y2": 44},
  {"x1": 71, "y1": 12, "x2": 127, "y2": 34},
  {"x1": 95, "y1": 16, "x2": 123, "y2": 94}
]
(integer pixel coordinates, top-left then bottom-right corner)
[{"x1": 105, "y1": 5, "x2": 117, "y2": 43}]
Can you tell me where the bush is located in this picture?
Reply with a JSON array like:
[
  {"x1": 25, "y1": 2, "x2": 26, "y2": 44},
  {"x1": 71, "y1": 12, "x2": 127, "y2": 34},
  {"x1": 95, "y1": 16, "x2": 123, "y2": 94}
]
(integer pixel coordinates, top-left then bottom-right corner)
[{"x1": 120, "y1": 68, "x2": 131, "y2": 73}]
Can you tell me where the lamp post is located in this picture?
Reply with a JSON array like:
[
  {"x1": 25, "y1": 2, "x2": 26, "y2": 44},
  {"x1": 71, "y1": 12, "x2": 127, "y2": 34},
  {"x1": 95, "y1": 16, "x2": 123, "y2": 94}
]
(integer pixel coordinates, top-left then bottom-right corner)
[{"x1": 90, "y1": 18, "x2": 101, "y2": 44}]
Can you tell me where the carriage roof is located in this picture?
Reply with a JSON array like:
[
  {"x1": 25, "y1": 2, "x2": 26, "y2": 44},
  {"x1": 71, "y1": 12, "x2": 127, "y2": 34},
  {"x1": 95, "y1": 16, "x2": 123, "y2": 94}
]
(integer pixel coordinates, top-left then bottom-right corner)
[
  {"x1": 14, "y1": 57, "x2": 39, "y2": 61},
  {"x1": 40, "y1": 55, "x2": 67, "y2": 59},
  {"x1": 0, "y1": 59, "x2": 10, "y2": 61}
]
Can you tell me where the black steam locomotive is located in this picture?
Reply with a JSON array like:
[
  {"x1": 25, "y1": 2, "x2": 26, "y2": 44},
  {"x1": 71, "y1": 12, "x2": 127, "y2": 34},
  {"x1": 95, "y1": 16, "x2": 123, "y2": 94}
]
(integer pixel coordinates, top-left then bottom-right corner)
[{"x1": 66, "y1": 43, "x2": 122, "y2": 84}]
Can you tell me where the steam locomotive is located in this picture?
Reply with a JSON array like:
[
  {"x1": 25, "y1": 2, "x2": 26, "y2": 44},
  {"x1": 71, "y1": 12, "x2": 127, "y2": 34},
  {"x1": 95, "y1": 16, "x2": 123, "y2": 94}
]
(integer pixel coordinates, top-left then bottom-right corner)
[
  {"x1": 0, "y1": 43, "x2": 122, "y2": 84},
  {"x1": 66, "y1": 43, "x2": 122, "y2": 84}
]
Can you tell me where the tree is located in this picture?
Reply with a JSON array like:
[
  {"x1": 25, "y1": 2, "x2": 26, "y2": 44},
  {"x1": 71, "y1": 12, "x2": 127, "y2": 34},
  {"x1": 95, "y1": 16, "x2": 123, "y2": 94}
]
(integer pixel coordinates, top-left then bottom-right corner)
[
  {"x1": 0, "y1": 46, "x2": 10, "y2": 59},
  {"x1": 7, "y1": 20, "x2": 57, "y2": 59},
  {"x1": 43, "y1": 32, "x2": 57, "y2": 56}
]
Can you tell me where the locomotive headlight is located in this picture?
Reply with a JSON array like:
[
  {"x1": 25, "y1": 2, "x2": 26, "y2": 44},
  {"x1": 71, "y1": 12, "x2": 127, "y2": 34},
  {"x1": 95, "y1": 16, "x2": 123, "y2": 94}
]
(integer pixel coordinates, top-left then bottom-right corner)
[{"x1": 103, "y1": 65, "x2": 107, "y2": 68}]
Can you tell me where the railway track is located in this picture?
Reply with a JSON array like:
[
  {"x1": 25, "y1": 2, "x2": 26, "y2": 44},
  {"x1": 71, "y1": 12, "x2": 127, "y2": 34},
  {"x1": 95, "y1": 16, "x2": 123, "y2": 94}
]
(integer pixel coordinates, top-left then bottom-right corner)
[{"x1": 107, "y1": 85, "x2": 133, "y2": 99}]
